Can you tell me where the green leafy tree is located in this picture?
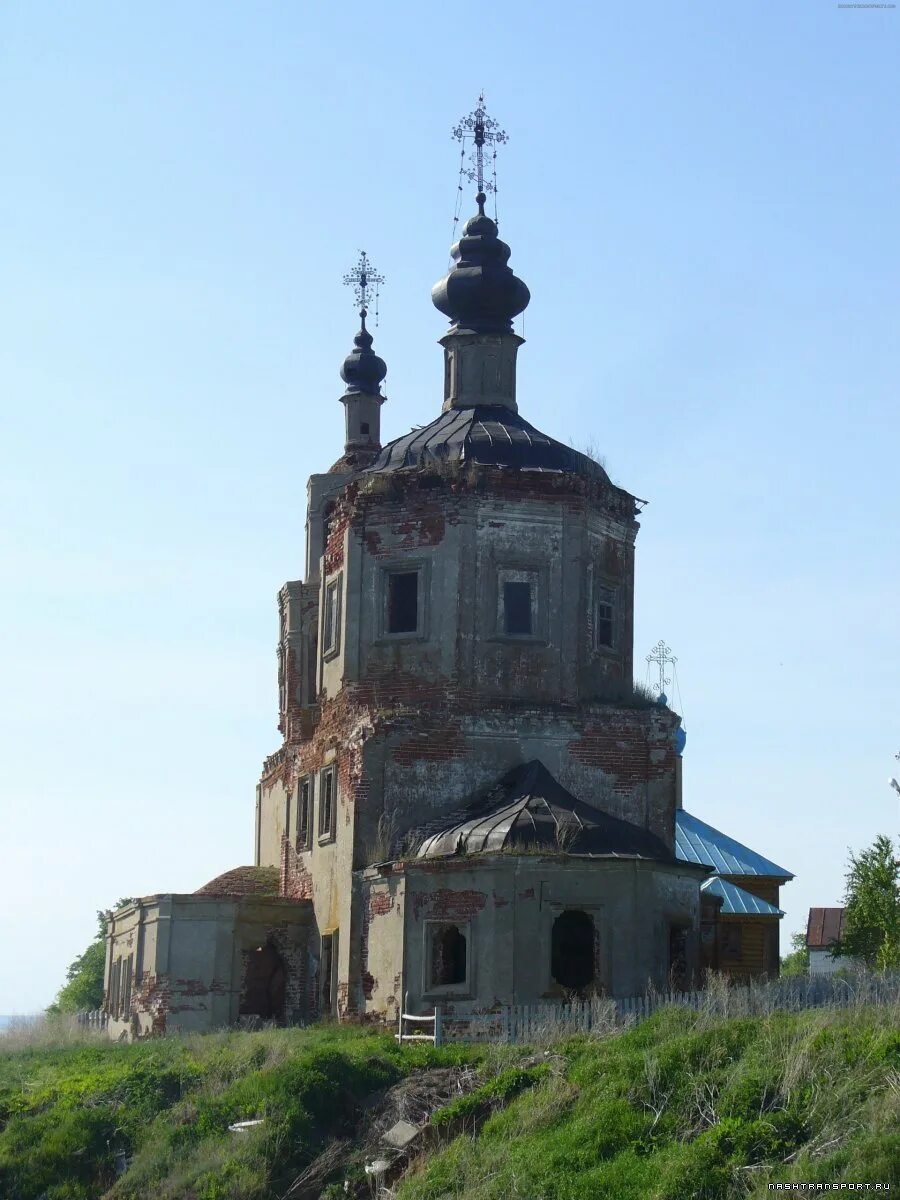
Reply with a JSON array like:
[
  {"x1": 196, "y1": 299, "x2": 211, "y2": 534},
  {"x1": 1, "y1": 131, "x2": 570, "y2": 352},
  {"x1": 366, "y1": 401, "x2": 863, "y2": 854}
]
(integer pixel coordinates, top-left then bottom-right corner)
[
  {"x1": 47, "y1": 899, "x2": 134, "y2": 1014},
  {"x1": 780, "y1": 930, "x2": 809, "y2": 976},
  {"x1": 832, "y1": 834, "x2": 900, "y2": 970}
]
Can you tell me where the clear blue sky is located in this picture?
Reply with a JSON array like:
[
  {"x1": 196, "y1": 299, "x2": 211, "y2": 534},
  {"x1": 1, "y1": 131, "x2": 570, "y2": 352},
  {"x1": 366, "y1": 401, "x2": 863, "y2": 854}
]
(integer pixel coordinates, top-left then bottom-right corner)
[{"x1": 1, "y1": 2, "x2": 897, "y2": 1013}]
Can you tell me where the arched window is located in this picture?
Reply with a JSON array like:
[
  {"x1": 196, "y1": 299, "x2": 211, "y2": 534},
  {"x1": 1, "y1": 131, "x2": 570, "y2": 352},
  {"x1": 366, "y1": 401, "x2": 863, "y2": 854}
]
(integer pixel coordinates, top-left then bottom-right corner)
[
  {"x1": 551, "y1": 910, "x2": 595, "y2": 990},
  {"x1": 430, "y1": 924, "x2": 467, "y2": 987}
]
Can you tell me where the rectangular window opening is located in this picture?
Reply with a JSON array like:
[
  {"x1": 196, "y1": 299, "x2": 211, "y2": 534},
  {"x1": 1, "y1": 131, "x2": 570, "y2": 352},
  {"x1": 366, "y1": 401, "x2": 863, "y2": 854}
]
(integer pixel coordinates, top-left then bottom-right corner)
[
  {"x1": 595, "y1": 585, "x2": 615, "y2": 648},
  {"x1": 297, "y1": 777, "x2": 312, "y2": 851},
  {"x1": 503, "y1": 580, "x2": 533, "y2": 636},
  {"x1": 319, "y1": 766, "x2": 336, "y2": 841},
  {"x1": 323, "y1": 578, "x2": 341, "y2": 655},
  {"x1": 428, "y1": 923, "x2": 468, "y2": 989},
  {"x1": 387, "y1": 571, "x2": 419, "y2": 634},
  {"x1": 320, "y1": 933, "x2": 335, "y2": 1015}
]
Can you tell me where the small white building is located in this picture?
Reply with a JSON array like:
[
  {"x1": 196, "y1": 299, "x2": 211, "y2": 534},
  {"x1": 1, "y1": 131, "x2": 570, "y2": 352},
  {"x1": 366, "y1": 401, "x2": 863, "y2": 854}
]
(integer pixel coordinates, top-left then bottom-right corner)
[{"x1": 806, "y1": 907, "x2": 851, "y2": 975}]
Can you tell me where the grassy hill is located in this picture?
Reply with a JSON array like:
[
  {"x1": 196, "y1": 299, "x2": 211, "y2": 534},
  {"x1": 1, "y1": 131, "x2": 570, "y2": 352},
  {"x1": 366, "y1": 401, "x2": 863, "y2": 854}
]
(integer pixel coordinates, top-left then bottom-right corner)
[{"x1": 1, "y1": 1001, "x2": 898, "y2": 1200}]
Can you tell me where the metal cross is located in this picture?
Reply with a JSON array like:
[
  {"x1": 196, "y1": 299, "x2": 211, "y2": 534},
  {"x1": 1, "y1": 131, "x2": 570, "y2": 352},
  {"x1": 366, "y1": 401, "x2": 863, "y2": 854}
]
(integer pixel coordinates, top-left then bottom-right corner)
[
  {"x1": 452, "y1": 92, "x2": 508, "y2": 195},
  {"x1": 342, "y1": 250, "x2": 384, "y2": 315},
  {"x1": 646, "y1": 640, "x2": 677, "y2": 696}
]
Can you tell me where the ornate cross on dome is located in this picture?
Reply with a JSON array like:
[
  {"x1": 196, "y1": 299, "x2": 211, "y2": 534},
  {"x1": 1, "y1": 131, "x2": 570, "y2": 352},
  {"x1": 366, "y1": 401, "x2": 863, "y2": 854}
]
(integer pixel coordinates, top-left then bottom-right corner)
[
  {"x1": 452, "y1": 92, "x2": 508, "y2": 195},
  {"x1": 646, "y1": 640, "x2": 677, "y2": 696},
  {"x1": 342, "y1": 251, "x2": 384, "y2": 319}
]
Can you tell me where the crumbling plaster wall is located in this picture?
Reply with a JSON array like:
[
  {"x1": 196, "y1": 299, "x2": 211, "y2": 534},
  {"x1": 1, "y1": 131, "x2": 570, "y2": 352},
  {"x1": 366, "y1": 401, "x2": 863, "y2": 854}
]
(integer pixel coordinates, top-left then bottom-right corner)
[
  {"x1": 325, "y1": 481, "x2": 637, "y2": 706},
  {"x1": 259, "y1": 468, "x2": 678, "y2": 1022},
  {"x1": 105, "y1": 896, "x2": 312, "y2": 1039},
  {"x1": 393, "y1": 855, "x2": 704, "y2": 1014},
  {"x1": 355, "y1": 871, "x2": 406, "y2": 1021}
]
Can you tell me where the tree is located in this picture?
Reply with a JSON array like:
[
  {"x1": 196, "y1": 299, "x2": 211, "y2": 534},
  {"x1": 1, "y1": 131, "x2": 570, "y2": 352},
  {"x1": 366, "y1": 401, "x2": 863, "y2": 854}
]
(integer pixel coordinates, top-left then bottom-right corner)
[
  {"x1": 47, "y1": 899, "x2": 134, "y2": 1014},
  {"x1": 832, "y1": 834, "x2": 900, "y2": 970},
  {"x1": 780, "y1": 930, "x2": 809, "y2": 976}
]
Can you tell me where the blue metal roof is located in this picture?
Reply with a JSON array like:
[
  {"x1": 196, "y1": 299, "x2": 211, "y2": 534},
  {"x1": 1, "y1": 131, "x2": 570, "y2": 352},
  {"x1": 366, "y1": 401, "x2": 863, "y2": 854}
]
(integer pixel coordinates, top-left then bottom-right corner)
[
  {"x1": 676, "y1": 810, "x2": 793, "y2": 879},
  {"x1": 701, "y1": 875, "x2": 784, "y2": 917}
]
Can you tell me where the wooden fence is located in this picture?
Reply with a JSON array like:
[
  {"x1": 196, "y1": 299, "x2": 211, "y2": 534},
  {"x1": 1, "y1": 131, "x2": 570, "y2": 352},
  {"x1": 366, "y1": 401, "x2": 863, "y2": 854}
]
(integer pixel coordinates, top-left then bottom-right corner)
[
  {"x1": 76, "y1": 1009, "x2": 109, "y2": 1031},
  {"x1": 445, "y1": 971, "x2": 900, "y2": 1045}
]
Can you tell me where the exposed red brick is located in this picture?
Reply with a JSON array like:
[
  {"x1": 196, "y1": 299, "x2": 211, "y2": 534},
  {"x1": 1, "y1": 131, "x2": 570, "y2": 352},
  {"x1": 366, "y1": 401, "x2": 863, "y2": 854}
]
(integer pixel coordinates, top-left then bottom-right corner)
[{"x1": 412, "y1": 888, "x2": 488, "y2": 921}]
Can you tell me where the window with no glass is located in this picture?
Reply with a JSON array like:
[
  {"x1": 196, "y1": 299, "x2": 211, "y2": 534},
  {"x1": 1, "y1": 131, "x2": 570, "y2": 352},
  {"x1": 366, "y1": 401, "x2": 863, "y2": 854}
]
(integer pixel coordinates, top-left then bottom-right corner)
[
  {"x1": 503, "y1": 581, "x2": 533, "y2": 635},
  {"x1": 551, "y1": 910, "x2": 595, "y2": 991},
  {"x1": 323, "y1": 576, "x2": 341, "y2": 657},
  {"x1": 495, "y1": 566, "x2": 542, "y2": 639},
  {"x1": 319, "y1": 931, "x2": 337, "y2": 1015},
  {"x1": 296, "y1": 776, "x2": 312, "y2": 851},
  {"x1": 428, "y1": 923, "x2": 468, "y2": 989},
  {"x1": 594, "y1": 584, "x2": 616, "y2": 649},
  {"x1": 387, "y1": 570, "x2": 419, "y2": 634},
  {"x1": 318, "y1": 765, "x2": 336, "y2": 841}
]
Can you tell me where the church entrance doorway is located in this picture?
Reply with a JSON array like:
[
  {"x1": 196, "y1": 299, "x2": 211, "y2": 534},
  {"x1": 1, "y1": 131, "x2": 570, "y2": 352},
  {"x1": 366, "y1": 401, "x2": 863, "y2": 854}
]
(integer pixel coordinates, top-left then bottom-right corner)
[
  {"x1": 551, "y1": 910, "x2": 595, "y2": 991},
  {"x1": 240, "y1": 942, "x2": 286, "y2": 1022}
]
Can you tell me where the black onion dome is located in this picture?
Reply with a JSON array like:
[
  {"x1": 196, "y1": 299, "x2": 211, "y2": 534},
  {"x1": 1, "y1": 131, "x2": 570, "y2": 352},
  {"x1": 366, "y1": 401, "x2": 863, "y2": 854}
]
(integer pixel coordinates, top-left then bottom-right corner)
[
  {"x1": 431, "y1": 194, "x2": 530, "y2": 334},
  {"x1": 366, "y1": 404, "x2": 610, "y2": 482},
  {"x1": 340, "y1": 311, "x2": 387, "y2": 395},
  {"x1": 413, "y1": 761, "x2": 676, "y2": 861}
]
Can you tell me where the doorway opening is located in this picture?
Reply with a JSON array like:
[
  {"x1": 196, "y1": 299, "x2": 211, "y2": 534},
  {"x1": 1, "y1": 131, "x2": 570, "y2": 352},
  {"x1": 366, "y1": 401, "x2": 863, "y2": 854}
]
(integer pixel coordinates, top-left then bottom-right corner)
[{"x1": 240, "y1": 942, "x2": 286, "y2": 1021}]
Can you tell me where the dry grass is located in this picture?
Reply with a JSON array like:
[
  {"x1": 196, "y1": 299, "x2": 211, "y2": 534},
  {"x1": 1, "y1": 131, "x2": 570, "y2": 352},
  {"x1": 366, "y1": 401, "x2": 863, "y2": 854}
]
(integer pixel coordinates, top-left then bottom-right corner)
[{"x1": 0, "y1": 1013, "x2": 101, "y2": 1053}]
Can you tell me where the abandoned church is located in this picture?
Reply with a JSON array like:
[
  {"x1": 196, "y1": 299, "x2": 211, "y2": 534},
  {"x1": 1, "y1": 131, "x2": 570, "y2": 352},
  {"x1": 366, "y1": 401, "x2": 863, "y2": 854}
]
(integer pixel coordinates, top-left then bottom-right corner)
[{"x1": 104, "y1": 107, "x2": 793, "y2": 1039}]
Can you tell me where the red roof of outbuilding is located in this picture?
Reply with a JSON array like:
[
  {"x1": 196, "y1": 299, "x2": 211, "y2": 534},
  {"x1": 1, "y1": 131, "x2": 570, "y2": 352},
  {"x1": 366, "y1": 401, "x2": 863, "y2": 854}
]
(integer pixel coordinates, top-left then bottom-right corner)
[{"x1": 806, "y1": 907, "x2": 846, "y2": 949}]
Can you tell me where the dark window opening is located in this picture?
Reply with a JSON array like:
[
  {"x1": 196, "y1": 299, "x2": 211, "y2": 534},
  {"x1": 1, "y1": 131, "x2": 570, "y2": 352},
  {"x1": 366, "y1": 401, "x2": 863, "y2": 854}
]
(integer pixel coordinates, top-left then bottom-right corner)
[
  {"x1": 240, "y1": 942, "x2": 286, "y2": 1022},
  {"x1": 319, "y1": 766, "x2": 336, "y2": 839},
  {"x1": 551, "y1": 910, "x2": 595, "y2": 990},
  {"x1": 320, "y1": 932, "x2": 335, "y2": 1014},
  {"x1": 722, "y1": 924, "x2": 742, "y2": 961},
  {"x1": 388, "y1": 571, "x2": 419, "y2": 634},
  {"x1": 297, "y1": 777, "x2": 312, "y2": 851},
  {"x1": 360, "y1": 421, "x2": 370, "y2": 435},
  {"x1": 322, "y1": 502, "x2": 334, "y2": 551},
  {"x1": 669, "y1": 925, "x2": 689, "y2": 990},
  {"x1": 504, "y1": 581, "x2": 533, "y2": 635},
  {"x1": 430, "y1": 924, "x2": 467, "y2": 987},
  {"x1": 324, "y1": 579, "x2": 340, "y2": 654},
  {"x1": 305, "y1": 630, "x2": 317, "y2": 702},
  {"x1": 596, "y1": 585, "x2": 615, "y2": 648}
]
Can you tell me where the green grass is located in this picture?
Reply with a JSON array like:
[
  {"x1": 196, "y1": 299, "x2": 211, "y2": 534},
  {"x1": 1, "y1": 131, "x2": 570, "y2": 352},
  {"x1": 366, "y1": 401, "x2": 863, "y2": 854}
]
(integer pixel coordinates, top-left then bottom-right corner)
[
  {"x1": 3, "y1": 1005, "x2": 899, "y2": 1200},
  {"x1": 0, "y1": 1022, "x2": 480, "y2": 1200},
  {"x1": 398, "y1": 1005, "x2": 900, "y2": 1200}
]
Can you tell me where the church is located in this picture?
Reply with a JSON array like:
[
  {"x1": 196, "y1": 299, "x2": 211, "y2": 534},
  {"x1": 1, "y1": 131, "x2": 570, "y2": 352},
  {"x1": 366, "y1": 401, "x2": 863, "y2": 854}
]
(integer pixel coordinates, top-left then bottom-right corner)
[{"x1": 103, "y1": 106, "x2": 792, "y2": 1039}]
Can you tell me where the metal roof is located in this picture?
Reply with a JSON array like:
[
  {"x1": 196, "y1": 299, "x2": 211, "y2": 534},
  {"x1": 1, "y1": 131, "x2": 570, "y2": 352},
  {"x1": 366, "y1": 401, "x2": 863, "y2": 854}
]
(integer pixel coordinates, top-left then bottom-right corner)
[
  {"x1": 806, "y1": 907, "x2": 846, "y2": 948},
  {"x1": 413, "y1": 760, "x2": 676, "y2": 862},
  {"x1": 675, "y1": 810, "x2": 793, "y2": 879},
  {"x1": 701, "y1": 876, "x2": 784, "y2": 917},
  {"x1": 366, "y1": 405, "x2": 613, "y2": 482}
]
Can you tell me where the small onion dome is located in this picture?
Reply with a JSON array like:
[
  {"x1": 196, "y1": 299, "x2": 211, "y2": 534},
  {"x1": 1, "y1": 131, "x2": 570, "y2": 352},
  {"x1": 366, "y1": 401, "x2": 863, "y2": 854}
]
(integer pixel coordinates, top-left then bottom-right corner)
[
  {"x1": 674, "y1": 726, "x2": 687, "y2": 756},
  {"x1": 431, "y1": 193, "x2": 530, "y2": 334},
  {"x1": 340, "y1": 310, "x2": 387, "y2": 396}
]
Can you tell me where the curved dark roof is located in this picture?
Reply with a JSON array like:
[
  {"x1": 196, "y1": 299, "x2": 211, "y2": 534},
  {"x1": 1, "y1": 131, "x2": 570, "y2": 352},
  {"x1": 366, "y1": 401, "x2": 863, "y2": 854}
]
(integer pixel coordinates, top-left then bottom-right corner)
[
  {"x1": 366, "y1": 405, "x2": 611, "y2": 482},
  {"x1": 195, "y1": 866, "x2": 280, "y2": 897},
  {"x1": 414, "y1": 761, "x2": 676, "y2": 862}
]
